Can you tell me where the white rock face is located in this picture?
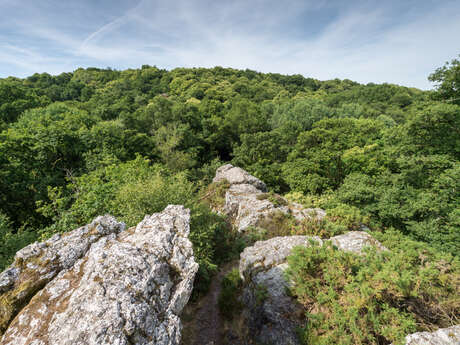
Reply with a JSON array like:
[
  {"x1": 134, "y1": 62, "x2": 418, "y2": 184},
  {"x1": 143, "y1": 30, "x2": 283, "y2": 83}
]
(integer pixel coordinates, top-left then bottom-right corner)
[
  {"x1": 0, "y1": 205, "x2": 198, "y2": 345},
  {"x1": 214, "y1": 164, "x2": 326, "y2": 232},
  {"x1": 403, "y1": 325, "x2": 460, "y2": 345}
]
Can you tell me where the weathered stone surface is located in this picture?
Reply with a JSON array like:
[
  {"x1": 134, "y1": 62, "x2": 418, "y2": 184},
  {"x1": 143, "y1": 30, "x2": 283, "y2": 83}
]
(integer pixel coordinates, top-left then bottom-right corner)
[
  {"x1": 239, "y1": 236, "x2": 322, "y2": 345},
  {"x1": 239, "y1": 235, "x2": 322, "y2": 281},
  {"x1": 1, "y1": 205, "x2": 198, "y2": 345},
  {"x1": 331, "y1": 231, "x2": 388, "y2": 253},
  {"x1": 214, "y1": 164, "x2": 326, "y2": 232},
  {"x1": 223, "y1": 184, "x2": 279, "y2": 232},
  {"x1": 0, "y1": 215, "x2": 125, "y2": 334},
  {"x1": 403, "y1": 325, "x2": 460, "y2": 345},
  {"x1": 289, "y1": 202, "x2": 326, "y2": 222},
  {"x1": 213, "y1": 164, "x2": 267, "y2": 192}
]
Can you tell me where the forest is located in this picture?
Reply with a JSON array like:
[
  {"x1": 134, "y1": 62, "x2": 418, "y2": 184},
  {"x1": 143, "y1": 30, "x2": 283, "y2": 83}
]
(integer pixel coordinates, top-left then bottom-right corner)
[{"x1": 0, "y1": 56, "x2": 459, "y2": 343}]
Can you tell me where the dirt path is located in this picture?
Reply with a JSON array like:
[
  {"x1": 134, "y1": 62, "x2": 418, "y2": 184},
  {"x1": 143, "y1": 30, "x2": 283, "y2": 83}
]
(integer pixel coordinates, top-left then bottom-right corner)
[{"x1": 181, "y1": 262, "x2": 236, "y2": 345}]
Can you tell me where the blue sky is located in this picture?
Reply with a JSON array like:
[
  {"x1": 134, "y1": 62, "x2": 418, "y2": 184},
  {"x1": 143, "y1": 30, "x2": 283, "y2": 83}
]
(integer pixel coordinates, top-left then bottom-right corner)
[{"x1": 0, "y1": 0, "x2": 459, "y2": 89}]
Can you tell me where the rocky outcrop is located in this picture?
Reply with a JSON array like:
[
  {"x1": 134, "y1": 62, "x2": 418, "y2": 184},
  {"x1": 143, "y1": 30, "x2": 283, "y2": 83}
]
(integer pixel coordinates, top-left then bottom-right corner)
[
  {"x1": 238, "y1": 232, "x2": 387, "y2": 345},
  {"x1": 403, "y1": 325, "x2": 460, "y2": 345},
  {"x1": 239, "y1": 235, "x2": 322, "y2": 345},
  {"x1": 0, "y1": 205, "x2": 198, "y2": 345},
  {"x1": 0, "y1": 215, "x2": 125, "y2": 335},
  {"x1": 213, "y1": 164, "x2": 268, "y2": 192},
  {"x1": 214, "y1": 164, "x2": 325, "y2": 232}
]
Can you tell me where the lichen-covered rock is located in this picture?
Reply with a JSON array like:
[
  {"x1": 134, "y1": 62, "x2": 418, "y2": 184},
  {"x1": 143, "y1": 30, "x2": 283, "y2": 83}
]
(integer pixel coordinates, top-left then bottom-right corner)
[
  {"x1": 239, "y1": 236, "x2": 322, "y2": 345},
  {"x1": 331, "y1": 231, "x2": 388, "y2": 253},
  {"x1": 239, "y1": 235, "x2": 323, "y2": 281},
  {"x1": 214, "y1": 164, "x2": 325, "y2": 232},
  {"x1": 289, "y1": 202, "x2": 326, "y2": 222},
  {"x1": 0, "y1": 205, "x2": 198, "y2": 345},
  {"x1": 213, "y1": 164, "x2": 267, "y2": 192},
  {"x1": 0, "y1": 215, "x2": 125, "y2": 335},
  {"x1": 402, "y1": 325, "x2": 460, "y2": 345}
]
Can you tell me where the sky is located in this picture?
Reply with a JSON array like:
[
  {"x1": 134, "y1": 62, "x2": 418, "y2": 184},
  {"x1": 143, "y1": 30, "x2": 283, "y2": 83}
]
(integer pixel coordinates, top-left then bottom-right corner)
[{"x1": 0, "y1": 0, "x2": 459, "y2": 89}]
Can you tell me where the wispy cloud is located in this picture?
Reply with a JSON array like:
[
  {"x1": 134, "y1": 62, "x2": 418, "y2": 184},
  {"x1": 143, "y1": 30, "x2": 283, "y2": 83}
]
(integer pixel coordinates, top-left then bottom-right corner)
[{"x1": 0, "y1": 0, "x2": 459, "y2": 88}]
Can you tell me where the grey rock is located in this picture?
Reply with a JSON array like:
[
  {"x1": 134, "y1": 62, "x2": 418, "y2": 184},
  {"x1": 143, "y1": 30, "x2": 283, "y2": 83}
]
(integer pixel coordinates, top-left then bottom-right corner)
[
  {"x1": 331, "y1": 231, "x2": 388, "y2": 254},
  {"x1": 1, "y1": 205, "x2": 198, "y2": 345},
  {"x1": 239, "y1": 235, "x2": 322, "y2": 281},
  {"x1": 0, "y1": 215, "x2": 125, "y2": 334},
  {"x1": 0, "y1": 268, "x2": 18, "y2": 294},
  {"x1": 213, "y1": 164, "x2": 267, "y2": 192},
  {"x1": 403, "y1": 325, "x2": 460, "y2": 345},
  {"x1": 289, "y1": 202, "x2": 326, "y2": 222},
  {"x1": 214, "y1": 165, "x2": 326, "y2": 232},
  {"x1": 239, "y1": 236, "x2": 322, "y2": 345},
  {"x1": 224, "y1": 184, "x2": 274, "y2": 232}
]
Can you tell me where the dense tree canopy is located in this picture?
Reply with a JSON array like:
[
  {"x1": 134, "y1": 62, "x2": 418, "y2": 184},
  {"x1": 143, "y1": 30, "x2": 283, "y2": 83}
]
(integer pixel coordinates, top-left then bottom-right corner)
[{"x1": 0, "y1": 59, "x2": 458, "y2": 272}]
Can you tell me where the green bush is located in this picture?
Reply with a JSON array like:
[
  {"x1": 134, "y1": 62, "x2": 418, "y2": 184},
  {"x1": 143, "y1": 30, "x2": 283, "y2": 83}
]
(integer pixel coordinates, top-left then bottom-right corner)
[
  {"x1": 218, "y1": 268, "x2": 243, "y2": 319},
  {"x1": 286, "y1": 235, "x2": 459, "y2": 345},
  {"x1": 256, "y1": 210, "x2": 295, "y2": 238},
  {"x1": 36, "y1": 156, "x2": 235, "y2": 299},
  {"x1": 200, "y1": 179, "x2": 230, "y2": 210},
  {"x1": 0, "y1": 213, "x2": 37, "y2": 271},
  {"x1": 256, "y1": 192, "x2": 288, "y2": 207},
  {"x1": 188, "y1": 203, "x2": 233, "y2": 299}
]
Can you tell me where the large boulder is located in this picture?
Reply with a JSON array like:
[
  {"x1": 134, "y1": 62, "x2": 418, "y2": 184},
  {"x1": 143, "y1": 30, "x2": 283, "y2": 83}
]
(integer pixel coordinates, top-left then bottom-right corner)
[
  {"x1": 0, "y1": 205, "x2": 198, "y2": 345},
  {"x1": 214, "y1": 164, "x2": 325, "y2": 232},
  {"x1": 238, "y1": 232, "x2": 387, "y2": 345},
  {"x1": 0, "y1": 215, "x2": 125, "y2": 335},
  {"x1": 403, "y1": 325, "x2": 460, "y2": 345}
]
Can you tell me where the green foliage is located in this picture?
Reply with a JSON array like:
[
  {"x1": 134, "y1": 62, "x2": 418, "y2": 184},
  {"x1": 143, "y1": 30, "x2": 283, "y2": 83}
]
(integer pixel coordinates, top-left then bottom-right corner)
[
  {"x1": 188, "y1": 203, "x2": 233, "y2": 299},
  {"x1": 256, "y1": 210, "x2": 295, "y2": 238},
  {"x1": 232, "y1": 130, "x2": 290, "y2": 191},
  {"x1": 334, "y1": 163, "x2": 460, "y2": 255},
  {"x1": 287, "y1": 238, "x2": 460, "y2": 345},
  {"x1": 0, "y1": 79, "x2": 48, "y2": 123},
  {"x1": 36, "y1": 155, "x2": 234, "y2": 299},
  {"x1": 270, "y1": 98, "x2": 334, "y2": 131},
  {"x1": 254, "y1": 284, "x2": 269, "y2": 306},
  {"x1": 0, "y1": 213, "x2": 37, "y2": 271},
  {"x1": 284, "y1": 118, "x2": 385, "y2": 194},
  {"x1": 200, "y1": 179, "x2": 231, "y2": 210},
  {"x1": 429, "y1": 55, "x2": 460, "y2": 105},
  {"x1": 218, "y1": 268, "x2": 243, "y2": 319},
  {"x1": 403, "y1": 104, "x2": 460, "y2": 158},
  {"x1": 256, "y1": 192, "x2": 288, "y2": 207}
]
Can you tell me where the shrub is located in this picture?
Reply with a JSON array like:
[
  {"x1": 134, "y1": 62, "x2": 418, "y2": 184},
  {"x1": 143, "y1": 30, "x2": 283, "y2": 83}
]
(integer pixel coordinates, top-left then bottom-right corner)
[
  {"x1": 36, "y1": 156, "x2": 235, "y2": 300},
  {"x1": 200, "y1": 179, "x2": 230, "y2": 210},
  {"x1": 293, "y1": 203, "x2": 370, "y2": 238},
  {"x1": 218, "y1": 268, "x2": 243, "y2": 319},
  {"x1": 0, "y1": 213, "x2": 37, "y2": 271},
  {"x1": 256, "y1": 210, "x2": 295, "y2": 238},
  {"x1": 256, "y1": 192, "x2": 288, "y2": 207},
  {"x1": 286, "y1": 235, "x2": 460, "y2": 345}
]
